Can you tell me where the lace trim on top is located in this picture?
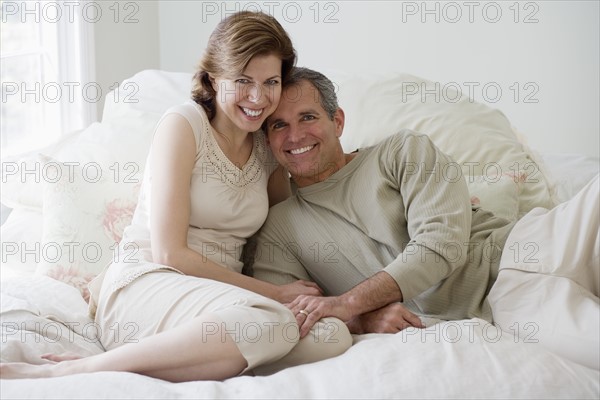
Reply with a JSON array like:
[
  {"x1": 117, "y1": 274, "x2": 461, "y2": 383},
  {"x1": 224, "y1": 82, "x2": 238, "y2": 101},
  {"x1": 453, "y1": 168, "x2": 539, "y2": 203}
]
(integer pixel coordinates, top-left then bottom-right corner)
[{"x1": 204, "y1": 128, "x2": 266, "y2": 189}]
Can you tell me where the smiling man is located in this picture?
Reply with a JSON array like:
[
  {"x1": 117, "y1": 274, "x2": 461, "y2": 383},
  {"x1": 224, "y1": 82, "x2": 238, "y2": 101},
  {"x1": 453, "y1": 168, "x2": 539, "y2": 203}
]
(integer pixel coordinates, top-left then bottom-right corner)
[{"x1": 252, "y1": 67, "x2": 517, "y2": 338}]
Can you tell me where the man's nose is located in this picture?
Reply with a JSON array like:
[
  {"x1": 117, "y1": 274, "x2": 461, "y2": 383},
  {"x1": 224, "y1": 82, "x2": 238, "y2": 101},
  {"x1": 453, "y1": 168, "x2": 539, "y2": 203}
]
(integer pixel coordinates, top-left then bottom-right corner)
[{"x1": 286, "y1": 123, "x2": 305, "y2": 142}]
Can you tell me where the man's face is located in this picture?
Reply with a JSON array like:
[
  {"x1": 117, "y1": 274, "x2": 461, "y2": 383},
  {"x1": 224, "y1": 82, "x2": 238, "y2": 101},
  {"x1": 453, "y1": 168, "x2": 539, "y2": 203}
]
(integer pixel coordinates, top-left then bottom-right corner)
[{"x1": 266, "y1": 80, "x2": 345, "y2": 187}]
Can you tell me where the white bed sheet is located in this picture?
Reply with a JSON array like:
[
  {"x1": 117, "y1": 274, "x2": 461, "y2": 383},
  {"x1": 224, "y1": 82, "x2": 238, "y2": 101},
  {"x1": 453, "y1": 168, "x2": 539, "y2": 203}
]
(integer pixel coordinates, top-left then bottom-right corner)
[{"x1": 1, "y1": 275, "x2": 598, "y2": 399}]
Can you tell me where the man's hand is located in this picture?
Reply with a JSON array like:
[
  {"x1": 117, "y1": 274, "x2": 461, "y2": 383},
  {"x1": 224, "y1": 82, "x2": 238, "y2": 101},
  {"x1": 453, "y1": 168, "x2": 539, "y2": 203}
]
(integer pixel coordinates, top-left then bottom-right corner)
[
  {"x1": 287, "y1": 295, "x2": 351, "y2": 338},
  {"x1": 287, "y1": 271, "x2": 406, "y2": 338},
  {"x1": 346, "y1": 303, "x2": 425, "y2": 334}
]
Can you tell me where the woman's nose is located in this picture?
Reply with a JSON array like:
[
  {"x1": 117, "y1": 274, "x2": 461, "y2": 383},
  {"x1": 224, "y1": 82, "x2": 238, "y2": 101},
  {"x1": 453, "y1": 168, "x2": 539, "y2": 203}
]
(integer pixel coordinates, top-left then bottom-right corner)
[{"x1": 246, "y1": 84, "x2": 261, "y2": 103}]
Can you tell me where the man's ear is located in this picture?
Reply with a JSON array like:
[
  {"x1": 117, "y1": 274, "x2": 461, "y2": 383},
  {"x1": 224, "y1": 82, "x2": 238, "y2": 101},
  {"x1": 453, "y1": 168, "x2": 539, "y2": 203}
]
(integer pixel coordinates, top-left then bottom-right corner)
[{"x1": 334, "y1": 108, "x2": 345, "y2": 138}]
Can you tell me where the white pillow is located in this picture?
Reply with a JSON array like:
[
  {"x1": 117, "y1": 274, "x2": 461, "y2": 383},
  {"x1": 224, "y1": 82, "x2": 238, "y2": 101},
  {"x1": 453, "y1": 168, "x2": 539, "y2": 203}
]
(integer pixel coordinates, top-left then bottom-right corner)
[
  {"x1": 466, "y1": 174, "x2": 520, "y2": 221},
  {"x1": 95, "y1": 70, "x2": 193, "y2": 169},
  {"x1": 102, "y1": 69, "x2": 192, "y2": 121},
  {"x1": 488, "y1": 175, "x2": 599, "y2": 370},
  {"x1": 324, "y1": 71, "x2": 555, "y2": 217},
  {"x1": 1, "y1": 153, "x2": 45, "y2": 211},
  {"x1": 1, "y1": 208, "x2": 44, "y2": 279},
  {"x1": 35, "y1": 157, "x2": 141, "y2": 301},
  {"x1": 1, "y1": 131, "x2": 80, "y2": 211},
  {"x1": 489, "y1": 270, "x2": 599, "y2": 371}
]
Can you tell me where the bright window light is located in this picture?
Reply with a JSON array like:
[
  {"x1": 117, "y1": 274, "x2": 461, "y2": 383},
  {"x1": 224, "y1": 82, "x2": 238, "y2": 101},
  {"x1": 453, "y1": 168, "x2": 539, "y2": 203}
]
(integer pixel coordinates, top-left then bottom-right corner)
[{"x1": 1, "y1": 0, "x2": 96, "y2": 157}]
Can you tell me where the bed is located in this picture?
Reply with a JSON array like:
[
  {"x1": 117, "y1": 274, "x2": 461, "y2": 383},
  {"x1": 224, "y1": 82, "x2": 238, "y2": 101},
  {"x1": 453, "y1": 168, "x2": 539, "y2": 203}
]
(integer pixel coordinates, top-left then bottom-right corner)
[{"x1": 1, "y1": 70, "x2": 598, "y2": 399}]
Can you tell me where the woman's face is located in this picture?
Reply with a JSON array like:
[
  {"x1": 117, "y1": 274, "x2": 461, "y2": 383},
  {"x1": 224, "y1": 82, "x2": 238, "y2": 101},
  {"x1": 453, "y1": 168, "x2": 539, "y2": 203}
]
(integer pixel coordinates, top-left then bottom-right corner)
[{"x1": 211, "y1": 54, "x2": 283, "y2": 136}]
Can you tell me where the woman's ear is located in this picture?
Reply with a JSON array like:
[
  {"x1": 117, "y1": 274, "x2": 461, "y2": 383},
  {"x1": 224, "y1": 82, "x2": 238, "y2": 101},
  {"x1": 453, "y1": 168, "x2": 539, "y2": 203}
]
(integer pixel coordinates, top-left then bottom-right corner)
[{"x1": 208, "y1": 75, "x2": 217, "y2": 92}]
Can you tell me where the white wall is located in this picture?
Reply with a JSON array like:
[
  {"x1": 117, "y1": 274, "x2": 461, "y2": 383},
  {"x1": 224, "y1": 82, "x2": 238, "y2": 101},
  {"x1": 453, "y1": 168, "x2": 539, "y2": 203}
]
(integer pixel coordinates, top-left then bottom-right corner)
[
  {"x1": 154, "y1": 1, "x2": 597, "y2": 157},
  {"x1": 93, "y1": 1, "x2": 160, "y2": 118}
]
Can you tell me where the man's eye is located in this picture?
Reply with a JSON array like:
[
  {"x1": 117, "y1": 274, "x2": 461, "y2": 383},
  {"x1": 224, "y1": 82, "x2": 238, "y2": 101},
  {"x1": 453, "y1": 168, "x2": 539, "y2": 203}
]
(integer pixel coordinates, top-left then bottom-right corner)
[
  {"x1": 271, "y1": 122, "x2": 286, "y2": 130},
  {"x1": 301, "y1": 115, "x2": 315, "y2": 121}
]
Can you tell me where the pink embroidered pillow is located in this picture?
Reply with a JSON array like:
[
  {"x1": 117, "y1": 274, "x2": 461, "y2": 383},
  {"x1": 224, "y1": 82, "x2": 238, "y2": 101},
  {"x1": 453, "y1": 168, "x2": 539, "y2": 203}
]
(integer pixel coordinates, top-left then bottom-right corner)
[{"x1": 35, "y1": 156, "x2": 141, "y2": 301}]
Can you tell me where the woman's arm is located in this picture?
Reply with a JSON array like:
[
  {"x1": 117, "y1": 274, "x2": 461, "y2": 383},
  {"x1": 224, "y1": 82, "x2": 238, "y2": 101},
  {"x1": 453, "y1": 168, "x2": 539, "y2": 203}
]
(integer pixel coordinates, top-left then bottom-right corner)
[{"x1": 149, "y1": 114, "x2": 318, "y2": 303}]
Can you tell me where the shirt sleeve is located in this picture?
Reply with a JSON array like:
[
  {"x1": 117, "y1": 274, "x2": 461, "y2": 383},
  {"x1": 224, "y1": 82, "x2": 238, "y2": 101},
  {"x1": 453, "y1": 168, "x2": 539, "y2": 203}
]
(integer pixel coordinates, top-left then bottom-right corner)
[{"x1": 382, "y1": 132, "x2": 472, "y2": 302}]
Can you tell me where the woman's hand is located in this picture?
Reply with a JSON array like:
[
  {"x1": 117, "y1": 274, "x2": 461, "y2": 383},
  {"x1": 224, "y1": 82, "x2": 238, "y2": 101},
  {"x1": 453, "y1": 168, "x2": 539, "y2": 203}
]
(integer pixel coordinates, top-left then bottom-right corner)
[
  {"x1": 275, "y1": 280, "x2": 323, "y2": 303},
  {"x1": 287, "y1": 295, "x2": 352, "y2": 338}
]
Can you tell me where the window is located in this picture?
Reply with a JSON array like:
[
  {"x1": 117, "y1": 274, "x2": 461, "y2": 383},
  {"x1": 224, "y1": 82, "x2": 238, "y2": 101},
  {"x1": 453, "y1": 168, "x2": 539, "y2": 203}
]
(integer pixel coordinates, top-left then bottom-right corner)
[{"x1": 1, "y1": 0, "x2": 96, "y2": 157}]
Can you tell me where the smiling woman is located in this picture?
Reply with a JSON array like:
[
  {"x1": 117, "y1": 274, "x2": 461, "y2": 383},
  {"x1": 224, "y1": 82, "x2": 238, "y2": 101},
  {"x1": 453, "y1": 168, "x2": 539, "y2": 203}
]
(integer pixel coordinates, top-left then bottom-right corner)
[{"x1": 0, "y1": 10, "x2": 352, "y2": 382}]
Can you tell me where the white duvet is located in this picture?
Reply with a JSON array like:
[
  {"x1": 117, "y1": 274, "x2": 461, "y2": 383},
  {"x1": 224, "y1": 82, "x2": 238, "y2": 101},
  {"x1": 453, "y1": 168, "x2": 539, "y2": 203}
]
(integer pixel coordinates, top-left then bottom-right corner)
[{"x1": 1, "y1": 273, "x2": 598, "y2": 399}]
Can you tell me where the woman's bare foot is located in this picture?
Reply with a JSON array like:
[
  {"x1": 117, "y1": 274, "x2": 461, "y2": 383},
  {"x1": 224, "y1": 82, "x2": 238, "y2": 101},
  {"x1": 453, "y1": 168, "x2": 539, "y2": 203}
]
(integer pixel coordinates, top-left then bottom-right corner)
[
  {"x1": 0, "y1": 354, "x2": 85, "y2": 379},
  {"x1": 0, "y1": 362, "x2": 56, "y2": 379}
]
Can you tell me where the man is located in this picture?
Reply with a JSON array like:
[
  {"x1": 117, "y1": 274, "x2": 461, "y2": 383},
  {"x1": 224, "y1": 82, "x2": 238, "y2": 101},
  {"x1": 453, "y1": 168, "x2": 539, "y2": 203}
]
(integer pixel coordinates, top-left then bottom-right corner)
[{"x1": 252, "y1": 67, "x2": 516, "y2": 337}]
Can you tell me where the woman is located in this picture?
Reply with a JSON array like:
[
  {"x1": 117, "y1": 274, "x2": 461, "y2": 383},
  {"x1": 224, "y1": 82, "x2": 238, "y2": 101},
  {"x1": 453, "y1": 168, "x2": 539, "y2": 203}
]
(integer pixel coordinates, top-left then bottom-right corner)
[{"x1": 1, "y1": 11, "x2": 351, "y2": 382}]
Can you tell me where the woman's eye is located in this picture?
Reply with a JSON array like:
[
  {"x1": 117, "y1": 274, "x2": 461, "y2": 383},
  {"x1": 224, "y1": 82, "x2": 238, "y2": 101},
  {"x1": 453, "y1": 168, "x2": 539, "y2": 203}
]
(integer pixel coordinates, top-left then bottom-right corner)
[
  {"x1": 236, "y1": 79, "x2": 250, "y2": 84},
  {"x1": 265, "y1": 79, "x2": 280, "y2": 86}
]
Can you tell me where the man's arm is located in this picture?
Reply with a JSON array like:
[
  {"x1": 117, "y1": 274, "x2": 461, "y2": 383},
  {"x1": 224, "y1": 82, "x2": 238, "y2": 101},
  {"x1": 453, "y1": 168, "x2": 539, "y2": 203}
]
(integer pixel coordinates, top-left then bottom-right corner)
[{"x1": 288, "y1": 271, "x2": 423, "y2": 337}]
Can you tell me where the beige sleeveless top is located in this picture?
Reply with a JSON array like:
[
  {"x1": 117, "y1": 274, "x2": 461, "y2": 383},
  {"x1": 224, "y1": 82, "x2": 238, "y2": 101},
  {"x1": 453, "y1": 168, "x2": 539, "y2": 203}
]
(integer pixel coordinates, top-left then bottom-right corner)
[{"x1": 88, "y1": 101, "x2": 277, "y2": 314}]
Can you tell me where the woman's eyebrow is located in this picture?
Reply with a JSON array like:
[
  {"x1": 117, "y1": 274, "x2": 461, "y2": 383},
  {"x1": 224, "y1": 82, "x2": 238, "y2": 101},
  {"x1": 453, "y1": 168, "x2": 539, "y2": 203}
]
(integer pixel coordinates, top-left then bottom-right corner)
[{"x1": 240, "y1": 73, "x2": 282, "y2": 80}]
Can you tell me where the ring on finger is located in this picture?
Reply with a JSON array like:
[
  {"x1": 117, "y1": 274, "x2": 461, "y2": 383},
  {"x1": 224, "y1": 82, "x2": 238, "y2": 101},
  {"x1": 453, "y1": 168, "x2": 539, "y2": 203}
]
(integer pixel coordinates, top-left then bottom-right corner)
[{"x1": 298, "y1": 309, "x2": 310, "y2": 317}]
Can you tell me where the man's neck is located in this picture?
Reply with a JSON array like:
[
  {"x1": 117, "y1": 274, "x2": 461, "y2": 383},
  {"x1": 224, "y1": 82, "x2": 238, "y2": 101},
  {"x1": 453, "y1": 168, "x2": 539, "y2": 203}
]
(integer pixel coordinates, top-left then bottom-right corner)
[{"x1": 292, "y1": 152, "x2": 358, "y2": 188}]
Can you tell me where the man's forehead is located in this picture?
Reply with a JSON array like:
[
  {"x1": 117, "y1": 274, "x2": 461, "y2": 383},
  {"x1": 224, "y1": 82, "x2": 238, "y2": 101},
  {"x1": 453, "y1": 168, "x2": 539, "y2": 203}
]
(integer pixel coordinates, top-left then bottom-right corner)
[
  {"x1": 276, "y1": 81, "x2": 321, "y2": 112},
  {"x1": 283, "y1": 81, "x2": 319, "y2": 101}
]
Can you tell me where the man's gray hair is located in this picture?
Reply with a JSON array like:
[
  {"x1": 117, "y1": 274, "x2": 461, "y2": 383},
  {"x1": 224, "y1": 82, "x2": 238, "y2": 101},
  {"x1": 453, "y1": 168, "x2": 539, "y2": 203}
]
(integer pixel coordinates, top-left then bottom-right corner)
[{"x1": 284, "y1": 67, "x2": 339, "y2": 120}]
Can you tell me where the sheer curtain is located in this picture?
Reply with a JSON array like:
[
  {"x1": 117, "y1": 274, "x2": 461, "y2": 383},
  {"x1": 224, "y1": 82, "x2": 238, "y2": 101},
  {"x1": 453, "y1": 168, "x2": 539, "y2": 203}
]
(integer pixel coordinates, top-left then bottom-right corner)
[{"x1": 1, "y1": 0, "x2": 96, "y2": 157}]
